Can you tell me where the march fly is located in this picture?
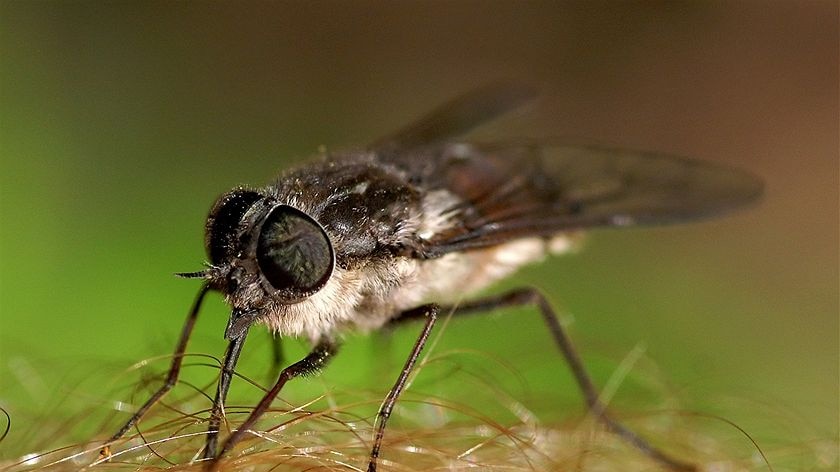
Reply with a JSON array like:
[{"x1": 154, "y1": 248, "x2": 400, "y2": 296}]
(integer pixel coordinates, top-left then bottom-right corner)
[{"x1": 99, "y1": 83, "x2": 762, "y2": 471}]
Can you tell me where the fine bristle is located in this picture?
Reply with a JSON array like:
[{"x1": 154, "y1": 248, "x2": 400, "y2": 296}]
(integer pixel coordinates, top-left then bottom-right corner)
[{"x1": 1, "y1": 349, "x2": 833, "y2": 472}]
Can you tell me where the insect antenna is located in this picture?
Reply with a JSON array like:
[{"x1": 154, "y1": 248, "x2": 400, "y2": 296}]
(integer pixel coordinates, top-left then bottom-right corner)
[{"x1": 175, "y1": 270, "x2": 211, "y2": 279}]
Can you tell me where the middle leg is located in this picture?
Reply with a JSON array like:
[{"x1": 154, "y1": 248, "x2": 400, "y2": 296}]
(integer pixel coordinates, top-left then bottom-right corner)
[{"x1": 367, "y1": 304, "x2": 438, "y2": 472}]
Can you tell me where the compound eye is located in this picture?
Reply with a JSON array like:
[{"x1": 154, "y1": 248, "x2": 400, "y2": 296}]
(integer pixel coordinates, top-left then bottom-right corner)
[
  {"x1": 206, "y1": 190, "x2": 262, "y2": 265},
  {"x1": 256, "y1": 205, "x2": 334, "y2": 297}
]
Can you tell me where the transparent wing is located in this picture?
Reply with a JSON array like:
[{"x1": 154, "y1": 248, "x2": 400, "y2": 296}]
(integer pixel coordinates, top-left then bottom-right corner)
[
  {"x1": 395, "y1": 142, "x2": 763, "y2": 256},
  {"x1": 370, "y1": 82, "x2": 537, "y2": 153},
  {"x1": 368, "y1": 85, "x2": 762, "y2": 256}
]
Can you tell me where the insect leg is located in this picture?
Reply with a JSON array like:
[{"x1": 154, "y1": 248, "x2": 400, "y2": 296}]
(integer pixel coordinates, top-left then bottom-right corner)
[
  {"x1": 268, "y1": 333, "x2": 284, "y2": 382},
  {"x1": 203, "y1": 331, "x2": 249, "y2": 459},
  {"x1": 388, "y1": 288, "x2": 696, "y2": 471},
  {"x1": 99, "y1": 283, "x2": 211, "y2": 460},
  {"x1": 205, "y1": 340, "x2": 338, "y2": 471},
  {"x1": 367, "y1": 304, "x2": 438, "y2": 472}
]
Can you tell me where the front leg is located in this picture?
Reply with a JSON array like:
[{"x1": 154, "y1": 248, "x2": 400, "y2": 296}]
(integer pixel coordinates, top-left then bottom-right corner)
[
  {"x1": 205, "y1": 340, "x2": 338, "y2": 471},
  {"x1": 99, "y1": 284, "x2": 210, "y2": 460},
  {"x1": 203, "y1": 332, "x2": 250, "y2": 460}
]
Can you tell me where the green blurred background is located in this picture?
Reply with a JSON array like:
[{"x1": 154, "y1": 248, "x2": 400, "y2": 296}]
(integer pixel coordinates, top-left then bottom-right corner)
[{"x1": 0, "y1": 1, "x2": 836, "y2": 467}]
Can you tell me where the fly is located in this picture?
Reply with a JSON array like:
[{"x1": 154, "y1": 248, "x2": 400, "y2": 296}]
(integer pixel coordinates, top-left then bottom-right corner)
[{"x1": 99, "y1": 83, "x2": 762, "y2": 471}]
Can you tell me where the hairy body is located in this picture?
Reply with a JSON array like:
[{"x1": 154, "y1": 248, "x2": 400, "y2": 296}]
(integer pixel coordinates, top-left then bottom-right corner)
[{"x1": 227, "y1": 148, "x2": 581, "y2": 340}]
